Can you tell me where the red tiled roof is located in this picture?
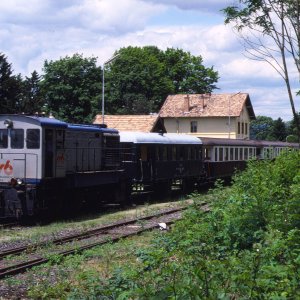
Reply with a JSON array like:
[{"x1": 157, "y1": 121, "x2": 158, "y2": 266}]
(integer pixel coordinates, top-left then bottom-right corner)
[
  {"x1": 159, "y1": 93, "x2": 255, "y2": 119},
  {"x1": 93, "y1": 114, "x2": 160, "y2": 132}
]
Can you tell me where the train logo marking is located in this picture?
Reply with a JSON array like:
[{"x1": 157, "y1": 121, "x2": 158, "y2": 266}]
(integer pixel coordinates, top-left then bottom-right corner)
[
  {"x1": 0, "y1": 160, "x2": 13, "y2": 176},
  {"x1": 56, "y1": 153, "x2": 65, "y2": 162}
]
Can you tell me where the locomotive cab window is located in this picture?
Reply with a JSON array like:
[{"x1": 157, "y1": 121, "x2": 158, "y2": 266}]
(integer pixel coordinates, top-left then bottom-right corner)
[
  {"x1": 26, "y1": 129, "x2": 40, "y2": 149},
  {"x1": 11, "y1": 129, "x2": 24, "y2": 149},
  {"x1": 0, "y1": 129, "x2": 8, "y2": 148}
]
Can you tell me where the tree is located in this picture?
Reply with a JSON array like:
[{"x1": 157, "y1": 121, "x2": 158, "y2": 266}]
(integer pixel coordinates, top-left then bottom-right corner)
[
  {"x1": 21, "y1": 71, "x2": 44, "y2": 114},
  {"x1": 164, "y1": 48, "x2": 219, "y2": 94},
  {"x1": 40, "y1": 54, "x2": 101, "y2": 123},
  {"x1": 272, "y1": 117, "x2": 287, "y2": 141},
  {"x1": 286, "y1": 112, "x2": 300, "y2": 141},
  {"x1": 250, "y1": 115, "x2": 275, "y2": 140},
  {"x1": 223, "y1": 0, "x2": 300, "y2": 140},
  {"x1": 0, "y1": 53, "x2": 23, "y2": 113},
  {"x1": 105, "y1": 46, "x2": 173, "y2": 114},
  {"x1": 105, "y1": 46, "x2": 219, "y2": 114}
]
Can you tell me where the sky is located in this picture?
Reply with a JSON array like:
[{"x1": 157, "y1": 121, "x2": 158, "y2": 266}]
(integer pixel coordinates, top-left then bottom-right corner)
[{"x1": 0, "y1": 0, "x2": 299, "y2": 121}]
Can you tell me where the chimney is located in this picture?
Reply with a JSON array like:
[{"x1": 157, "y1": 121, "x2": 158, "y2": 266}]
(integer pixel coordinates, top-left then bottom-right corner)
[
  {"x1": 183, "y1": 95, "x2": 190, "y2": 112},
  {"x1": 199, "y1": 95, "x2": 205, "y2": 110}
]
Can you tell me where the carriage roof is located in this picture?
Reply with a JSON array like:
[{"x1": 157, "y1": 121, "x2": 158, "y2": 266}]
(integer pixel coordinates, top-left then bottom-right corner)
[{"x1": 119, "y1": 131, "x2": 202, "y2": 145}]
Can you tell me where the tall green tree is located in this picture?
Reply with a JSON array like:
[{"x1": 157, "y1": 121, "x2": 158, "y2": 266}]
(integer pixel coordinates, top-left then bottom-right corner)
[
  {"x1": 164, "y1": 48, "x2": 218, "y2": 94},
  {"x1": 223, "y1": 0, "x2": 300, "y2": 140},
  {"x1": 105, "y1": 46, "x2": 173, "y2": 114},
  {"x1": 21, "y1": 71, "x2": 44, "y2": 114},
  {"x1": 250, "y1": 115, "x2": 275, "y2": 140},
  {"x1": 286, "y1": 112, "x2": 300, "y2": 142},
  {"x1": 0, "y1": 53, "x2": 23, "y2": 113},
  {"x1": 272, "y1": 117, "x2": 287, "y2": 141},
  {"x1": 40, "y1": 54, "x2": 101, "y2": 123},
  {"x1": 105, "y1": 46, "x2": 218, "y2": 114}
]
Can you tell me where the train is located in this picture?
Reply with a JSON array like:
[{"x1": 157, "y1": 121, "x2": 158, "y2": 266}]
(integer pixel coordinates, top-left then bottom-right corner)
[{"x1": 0, "y1": 114, "x2": 298, "y2": 220}]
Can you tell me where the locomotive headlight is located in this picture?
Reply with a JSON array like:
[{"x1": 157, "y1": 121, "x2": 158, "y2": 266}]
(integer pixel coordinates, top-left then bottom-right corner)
[
  {"x1": 16, "y1": 178, "x2": 23, "y2": 185},
  {"x1": 4, "y1": 119, "x2": 13, "y2": 129}
]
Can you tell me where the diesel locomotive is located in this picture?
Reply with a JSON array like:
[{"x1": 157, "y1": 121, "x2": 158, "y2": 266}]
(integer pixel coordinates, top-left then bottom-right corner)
[
  {"x1": 0, "y1": 114, "x2": 298, "y2": 220},
  {"x1": 0, "y1": 114, "x2": 124, "y2": 219}
]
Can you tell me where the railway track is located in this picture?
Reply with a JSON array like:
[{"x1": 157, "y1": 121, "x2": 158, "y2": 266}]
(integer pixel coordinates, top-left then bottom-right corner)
[
  {"x1": 0, "y1": 203, "x2": 209, "y2": 280},
  {"x1": 0, "y1": 222, "x2": 18, "y2": 229}
]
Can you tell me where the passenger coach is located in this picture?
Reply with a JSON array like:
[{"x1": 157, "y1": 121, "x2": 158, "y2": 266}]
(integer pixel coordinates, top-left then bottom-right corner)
[
  {"x1": 120, "y1": 131, "x2": 205, "y2": 194},
  {"x1": 201, "y1": 137, "x2": 299, "y2": 180}
]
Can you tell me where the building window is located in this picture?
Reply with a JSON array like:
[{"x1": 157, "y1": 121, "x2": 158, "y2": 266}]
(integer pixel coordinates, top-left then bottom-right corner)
[
  {"x1": 245, "y1": 123, "x2": 248, "y2": 135},
  {"x1": 190, "y1": 121, "x2": 197, "y2": 133}
]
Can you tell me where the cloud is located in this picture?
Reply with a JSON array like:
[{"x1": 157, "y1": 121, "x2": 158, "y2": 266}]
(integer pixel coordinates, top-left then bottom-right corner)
[
  {"x1": 0, "y1": 0, "x2": 164, "y2": 33},
  {"x1": 142, "y1": 0, "x2": 231, "y2": 13},
  {"x1": 0, "y1": 0, "x2": 297, "y2": 120}
]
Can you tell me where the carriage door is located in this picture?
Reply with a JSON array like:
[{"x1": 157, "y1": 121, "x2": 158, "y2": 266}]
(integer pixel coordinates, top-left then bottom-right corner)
[
  {"x1": 140, "y1": 145, "x2": 152, "y2": 181},
  {"x1": 55, "y1": 130, "x2": 65, "y2": 177},
  {"x1": 45, "y1": 129, "x2": 54, "y2": 177}
]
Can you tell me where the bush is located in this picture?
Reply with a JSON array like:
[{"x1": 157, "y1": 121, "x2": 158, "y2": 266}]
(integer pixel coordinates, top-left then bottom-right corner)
[{"x1": 68, "y1": 151, "x2": 300, "y2": 299}]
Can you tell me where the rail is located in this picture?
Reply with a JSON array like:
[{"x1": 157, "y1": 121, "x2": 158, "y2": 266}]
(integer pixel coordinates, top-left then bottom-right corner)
[{"x1": 0, "y1": 203, "x2": 209, "y2": 279}]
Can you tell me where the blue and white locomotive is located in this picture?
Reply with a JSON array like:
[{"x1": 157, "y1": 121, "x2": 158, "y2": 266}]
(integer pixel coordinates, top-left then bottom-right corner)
[{"x1": 0, "y1": 114, "x2": 123, "y2": 219}]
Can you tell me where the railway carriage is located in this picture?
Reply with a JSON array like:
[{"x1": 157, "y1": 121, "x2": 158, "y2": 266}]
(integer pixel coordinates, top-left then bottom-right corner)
[
  {"x1": 119, "y1": 131, "x2": 205, "y2": 194},
  {"x1": 201, "y1": 137, "x2": 299, "y2": 180},
  {"x1": 0, "y1": 115, "x2": 124, "y2": 219}
]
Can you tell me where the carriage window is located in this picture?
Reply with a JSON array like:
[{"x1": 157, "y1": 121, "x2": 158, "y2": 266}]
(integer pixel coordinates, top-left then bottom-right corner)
[
  {"x1": 0, "y1": 129, "x2": 8, "y2": 148},
  {"x1": 215, "y1": 148, "x2": 218, "y2": 161},
  {"x1": 176, "y1": 146, "x2": 184, "y2": 160},
  {"x1": 155, "y1": 147, "x2": 162, "y2": 161},
  {"x1": 172, "y1": 146, "x2": 177, "y2": 161},
  {"x1": 26, "y1": 129, "x2": 40, "y2": 149},
  {"x1": 224, "y1": 148, "x2": 229, "y2": 161},
  {"x1": 11, "y1": 129, "x2": 24, "y2": 149},
  {"x1": 239, "y1": 148, "x2": 243, "y2": 160},
  {"x1": 191, "y1": 147, "x2": 197, "y2": 160},
  {"x1": 235, "y1": 147, "x2": 239, "y2": 160},
  {"x1": 244, "y1": 148, "x2": 248, "y2": 160},
  {"x1": 219, "y1": 147, "x2": 223, "y2": 161},
  {"x1": 230, "y1": 148, "x2": 234, "y2": 160},
  {"x1": 140, "y1": 145, "x2": 148, "y2": 161},
  {"x1": 162, "y1": 146, "x2": 168, "y2": 161},
  {"x1": 249, "y1": 147, "x2": 253, "y2": 158},
  {"x1": 186, "y1": 147, "x2": 191, "y2": 160},
  {"x1": 198, "y1": 147, "x2": 202, "y2": 160}
]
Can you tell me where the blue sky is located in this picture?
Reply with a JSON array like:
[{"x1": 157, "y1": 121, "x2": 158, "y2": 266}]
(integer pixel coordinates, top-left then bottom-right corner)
[{"x1": 0, "y1": 0, "x2": 298, "y2": 121}]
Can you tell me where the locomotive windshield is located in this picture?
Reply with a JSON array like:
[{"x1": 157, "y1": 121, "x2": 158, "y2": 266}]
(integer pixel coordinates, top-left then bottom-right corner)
[
  {"x1": 0, "y1": 129, "x2": 8, "y2": 148},
  {"x1": 11, "y1": 129, "x2": 24, "y2": 149},
  {"x1": 0, "y1": 128, "x2": 40, "y2": 149}
]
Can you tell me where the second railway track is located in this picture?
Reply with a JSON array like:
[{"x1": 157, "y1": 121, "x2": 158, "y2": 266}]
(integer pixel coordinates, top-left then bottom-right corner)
[{"x1": 0, "y1": 203, "x2": 209, "y2": 280}]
